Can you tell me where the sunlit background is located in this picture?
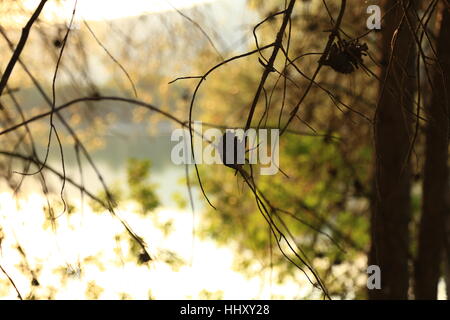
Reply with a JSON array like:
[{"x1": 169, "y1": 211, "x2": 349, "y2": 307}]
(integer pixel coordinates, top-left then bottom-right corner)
[{"x1": 0, "y1": 0, "x2": 313, "y2": 300}]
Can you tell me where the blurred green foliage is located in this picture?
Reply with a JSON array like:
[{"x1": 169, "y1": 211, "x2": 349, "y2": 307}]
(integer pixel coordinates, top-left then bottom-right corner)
[
  {"x1": 127, "y1": 158, "x2": 160, "y2": 214},
  {"x1": 193, "y1": 0, "x2": 384, "y2": 299},
  {"x1": 90, "y1": 158, "x2": 159, "y2": 215}
]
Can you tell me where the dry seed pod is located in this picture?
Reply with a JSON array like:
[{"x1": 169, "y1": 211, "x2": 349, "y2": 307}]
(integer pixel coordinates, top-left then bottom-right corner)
[{"x1": 323, "y1": 39, "x2": 368, "y2": 74}]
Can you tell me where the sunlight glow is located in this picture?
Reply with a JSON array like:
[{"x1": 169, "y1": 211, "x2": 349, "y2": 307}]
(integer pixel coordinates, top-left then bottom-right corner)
[
  {"x1": 23, "y1": 0, "x2": 216, "y2": 21},
  {"x1": 0, "y1": 191, "x2": 302, "y2": 299}
]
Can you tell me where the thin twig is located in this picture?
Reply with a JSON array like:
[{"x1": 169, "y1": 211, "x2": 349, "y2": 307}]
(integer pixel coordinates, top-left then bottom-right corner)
[
  {"x1": 0, "y1": 0, "x2": 48, "y2": 97},
  {"x1": 244, "y1": 0, "x2": 297, "y2": 132},
  {"x1": 0, "y1": 264, "x2": 23, "y2": 300}
]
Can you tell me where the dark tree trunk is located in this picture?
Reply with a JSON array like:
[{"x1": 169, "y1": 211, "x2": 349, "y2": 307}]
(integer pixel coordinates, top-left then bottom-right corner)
[
  {"x1": 414, "y1": 5, "x2": 450, "y2": 300},
  {"x1": 369, "y1": 0, "x2": 417, "y2": 300},
  {"x1": 447, "y1": 183, "x2": 450, "y2": 300}
]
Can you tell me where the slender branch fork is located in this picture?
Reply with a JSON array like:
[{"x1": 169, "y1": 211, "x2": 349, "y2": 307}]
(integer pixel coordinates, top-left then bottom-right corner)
[
  {"x1": 244, "y1": 0, "x2": 297, "y2": 132},
  {"x1": 281, "y1": 0, "x2": 347, "y2": 136}
]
